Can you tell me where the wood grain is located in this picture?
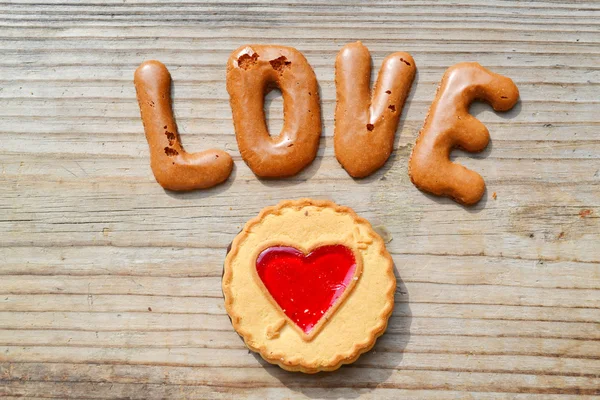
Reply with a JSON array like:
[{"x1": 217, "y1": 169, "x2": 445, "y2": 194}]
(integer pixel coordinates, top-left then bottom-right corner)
[{"x1": 0, "y1": 0, "x2": 599, "y2": 398}]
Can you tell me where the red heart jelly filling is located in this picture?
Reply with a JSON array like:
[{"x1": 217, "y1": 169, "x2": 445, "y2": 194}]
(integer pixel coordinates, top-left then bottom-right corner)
[{"x1": 256, "y1": 245, "x2": 357, "y2": 334}]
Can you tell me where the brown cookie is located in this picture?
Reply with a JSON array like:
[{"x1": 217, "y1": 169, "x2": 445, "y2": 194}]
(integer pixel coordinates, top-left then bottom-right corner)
[
  {"x1": 408, "y1": 62, "x2": 519, "y2": 205},
  {"x1": 223, "y1": 199, "x2": 395, "y2": 373},
  {"x1": 226, "y1": 45, "x2": 321, "y2": 178},
  {"x1": 134, "y1": 60, "x2": 233, "y2": 191},
  {"x1": 334, "y1": 41, "x2": 416, "y2": 178}
]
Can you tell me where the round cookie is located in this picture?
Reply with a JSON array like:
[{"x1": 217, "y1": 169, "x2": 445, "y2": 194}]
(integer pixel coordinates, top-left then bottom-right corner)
[{"x1": 222, "y1": 199, "x2": 396, "y2": 373}]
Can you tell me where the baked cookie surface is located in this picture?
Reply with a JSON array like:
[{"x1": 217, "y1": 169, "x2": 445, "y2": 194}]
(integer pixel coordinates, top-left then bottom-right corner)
[{"x1": 222, "y1": 199, "x2": 396, "y2": 373}]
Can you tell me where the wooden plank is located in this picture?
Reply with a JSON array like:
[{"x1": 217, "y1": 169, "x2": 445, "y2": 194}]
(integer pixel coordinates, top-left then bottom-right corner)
[{"x1": 0, "y1": 0, "x2": 598, "y2": 398}]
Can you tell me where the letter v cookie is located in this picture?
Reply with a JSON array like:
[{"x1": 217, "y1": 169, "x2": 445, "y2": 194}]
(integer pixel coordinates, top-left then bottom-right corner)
[
  {"x1": 334, "y1": 42, "x2": 416, "y2": 178},
  {"x1": 409, "y1": 62, "x2": 519, "y2": 205}
]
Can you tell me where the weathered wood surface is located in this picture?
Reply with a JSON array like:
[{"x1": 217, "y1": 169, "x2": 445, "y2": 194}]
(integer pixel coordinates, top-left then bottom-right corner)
[{"x1": 0, "y1": 0, "x2": 599, "y2": 398}]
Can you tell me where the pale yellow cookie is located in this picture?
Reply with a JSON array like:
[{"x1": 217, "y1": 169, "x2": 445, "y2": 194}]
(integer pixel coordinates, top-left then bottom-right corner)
[{"x1": 222, "y1": 199, "x2": 396, "y2": 373}]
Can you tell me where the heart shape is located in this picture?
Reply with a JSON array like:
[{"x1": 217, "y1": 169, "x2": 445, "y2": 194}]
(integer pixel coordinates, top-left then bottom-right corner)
[{"x1": 256, "y1": 245, "x2": 358, "y2": 337}]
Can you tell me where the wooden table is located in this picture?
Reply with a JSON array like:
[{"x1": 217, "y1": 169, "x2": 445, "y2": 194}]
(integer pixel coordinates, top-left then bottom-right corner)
[{"x1": 1, "y1": 1, "x2": 598, "y2": 398}]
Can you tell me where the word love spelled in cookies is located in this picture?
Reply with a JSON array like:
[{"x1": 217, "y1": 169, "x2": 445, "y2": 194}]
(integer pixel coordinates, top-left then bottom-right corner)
[
  {"x1": 335, "y1": 41, "x2": 416, "y2": 178},
  {"x1": 409, "y1": 63, "x2": 519, "y2": 205},
  {"x1": 134, "y1": 46, "x2": 519, "y2": 206}
]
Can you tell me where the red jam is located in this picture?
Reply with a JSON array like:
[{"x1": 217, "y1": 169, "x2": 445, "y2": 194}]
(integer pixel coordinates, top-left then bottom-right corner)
[{"x1": 256, "y1": 245, "x2": 357, "y2": 334}]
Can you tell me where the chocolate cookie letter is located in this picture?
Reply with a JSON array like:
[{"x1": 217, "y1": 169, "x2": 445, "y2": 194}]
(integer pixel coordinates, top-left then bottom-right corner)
[
  {"x1": 134, "y1": 61, "x2": 233, "y2": 191},
  {"x1": 226, "y1": 45, "x2": 321, "y2": 178},
  {"x1": 409, "y1": 63, "x2": 519, "y2": 205},
  {"x1": 334, "y1": 42, "x2": 416, "y2": 178}
]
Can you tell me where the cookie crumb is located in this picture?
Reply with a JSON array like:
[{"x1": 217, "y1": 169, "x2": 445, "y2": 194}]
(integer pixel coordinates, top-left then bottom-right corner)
[
  {"x1": 238, "y1": 53, "x2": 259, "y2": 70},
  {"x1": 492, "y1": 192, "x2": 497, "y2": 200},
  {"x1": 304, "y1": 211, "x2": 308, "y2": 216},
  {"x1": 148, "y1": 307, "x2": 152, "y2": 312},
  {"x1": 579, "y1": 209, "x2": 593, "y2": 218},
  {"x1": 557, "y1": 232, "x2": 565, "y2": 239}
]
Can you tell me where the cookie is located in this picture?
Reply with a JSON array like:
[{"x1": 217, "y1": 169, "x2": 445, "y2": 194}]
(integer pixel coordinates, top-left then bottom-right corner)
[
  {"x1": 222, "y1": 199, "x2": 396, "y2": 373},
  {"x1": 134, "y1": 60, "x2": 233, "y2": 191},
  {"x1": 226, "y1": 45, "x2": 322, "y2": 178},
  {"x1": 335, "y1": 42, "x2": 416, "y2": 178},
  {"x1": 408, "y1": 62, "x2": 519, "y2": 205}
]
